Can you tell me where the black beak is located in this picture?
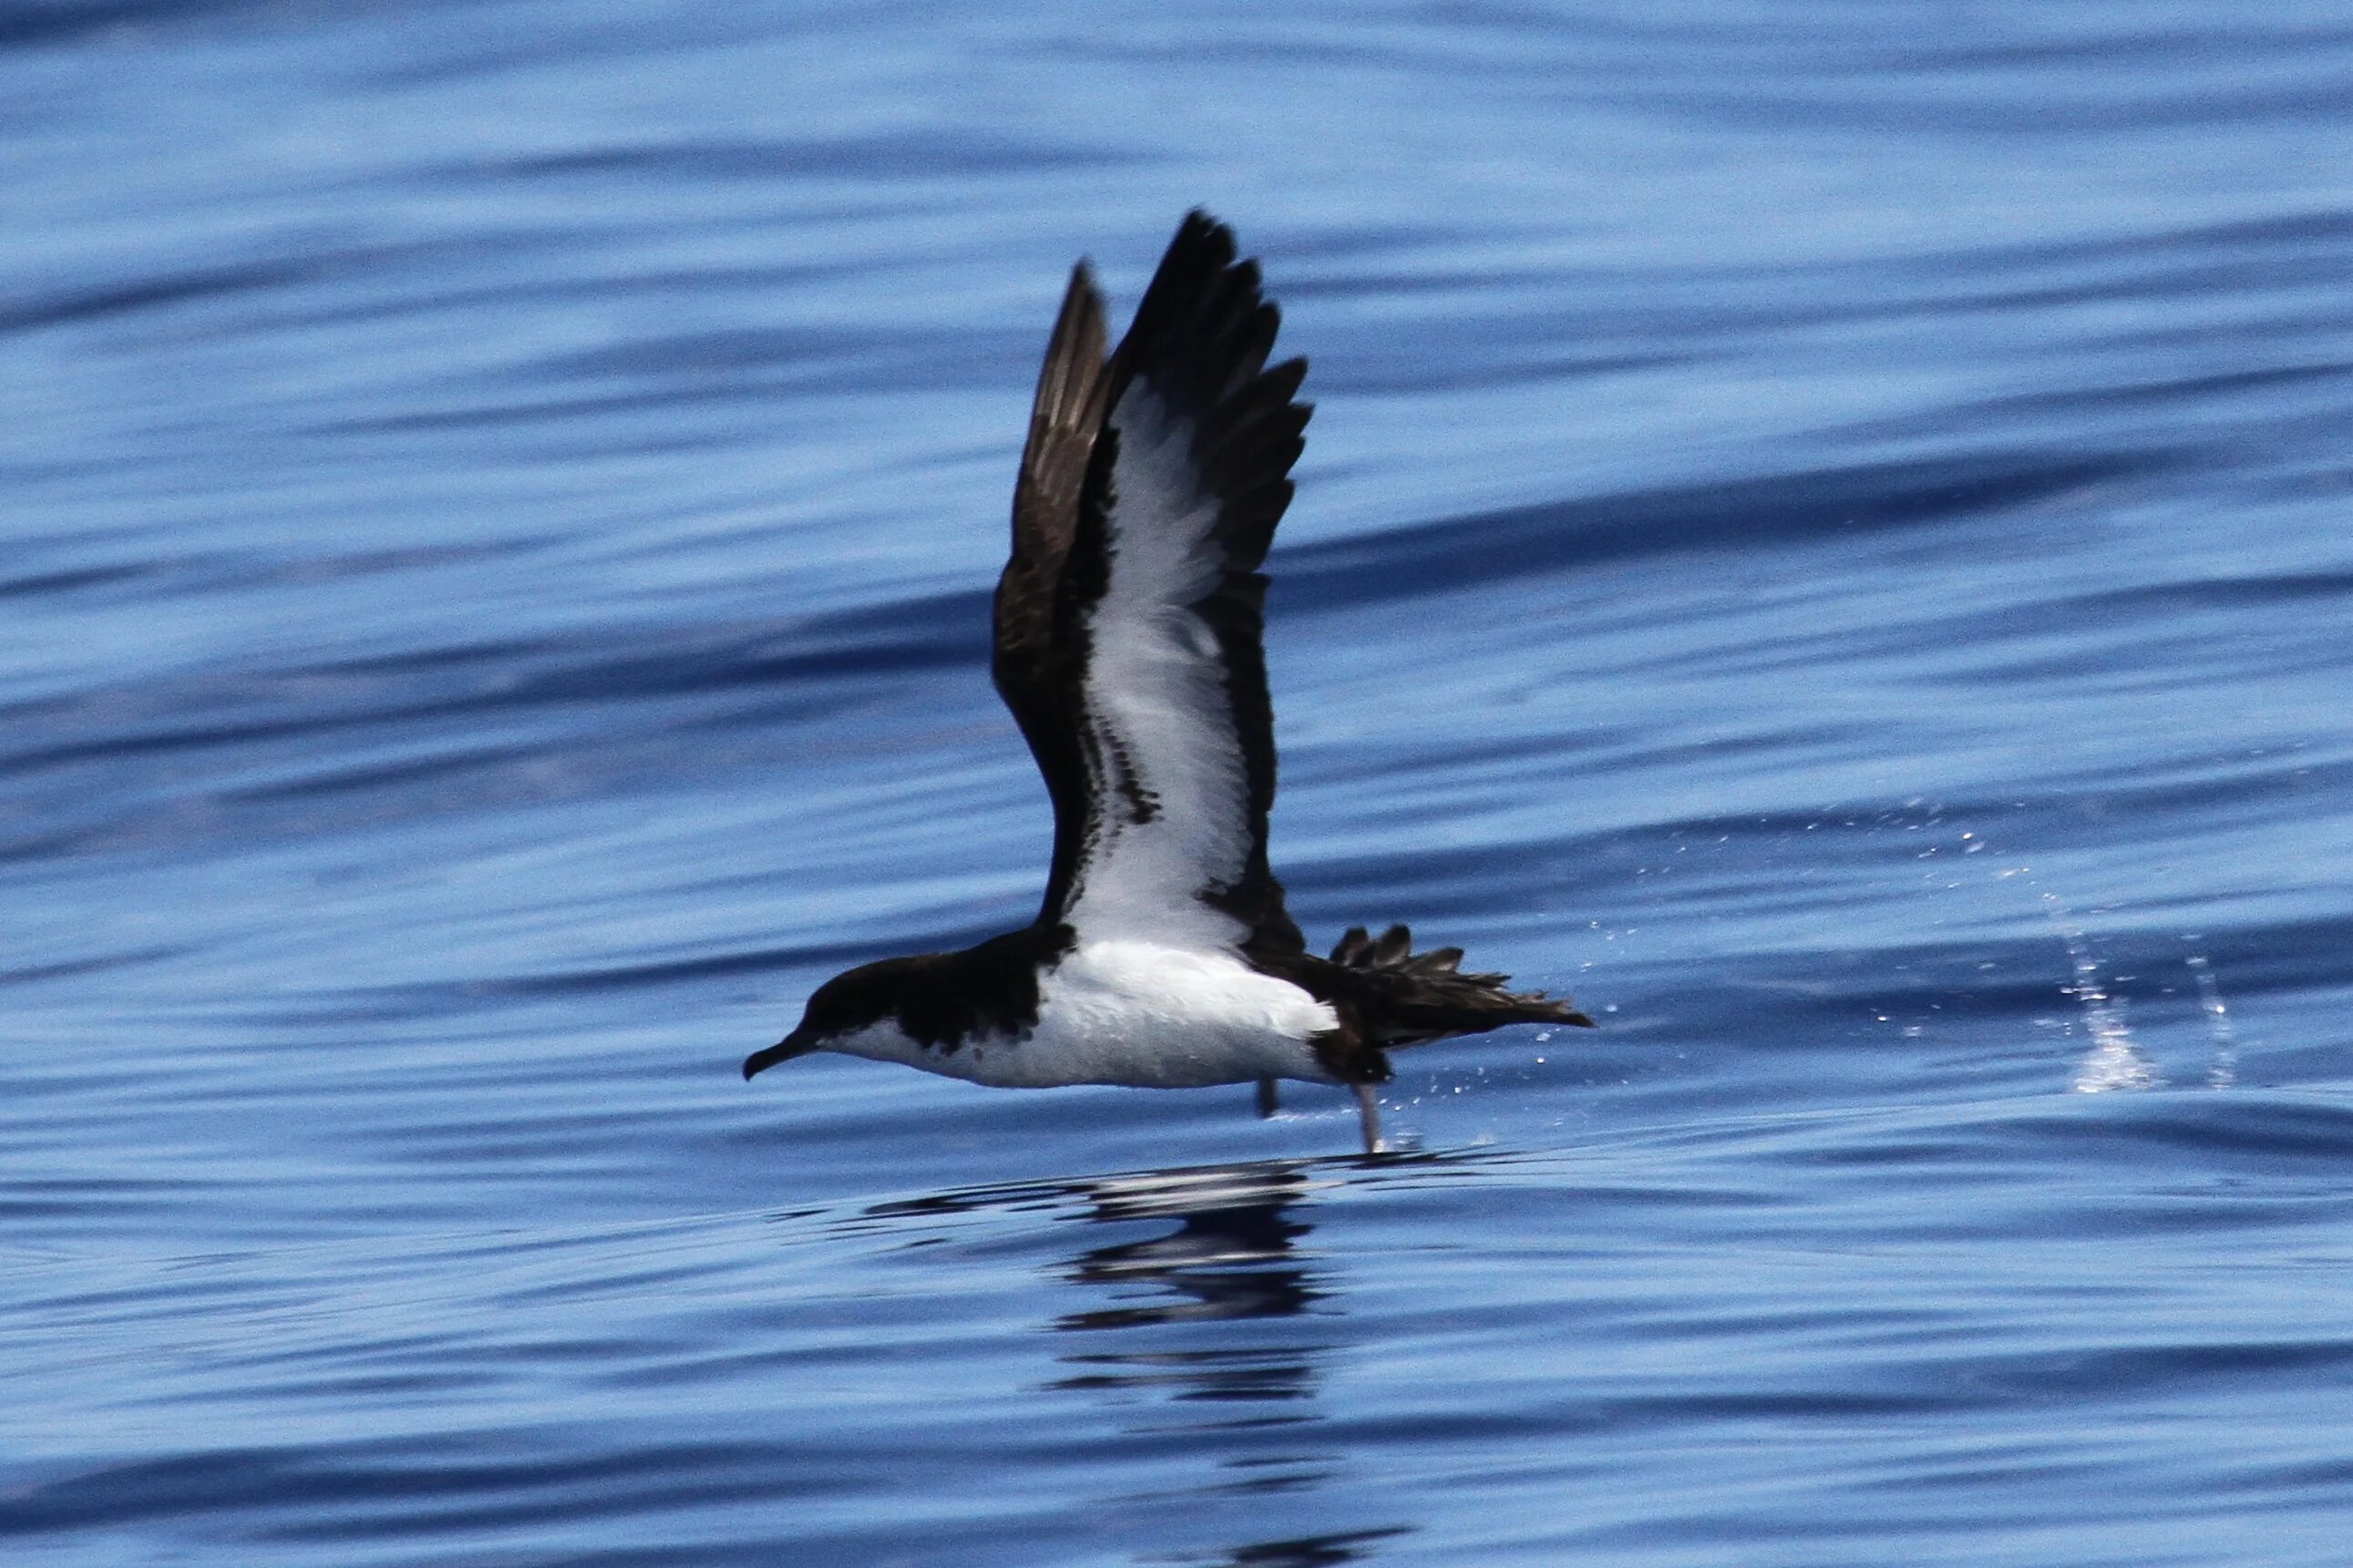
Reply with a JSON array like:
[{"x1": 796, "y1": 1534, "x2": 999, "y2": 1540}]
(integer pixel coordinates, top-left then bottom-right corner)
[{"x1": 743, "y1": 1030, "x2": 817, "y2": 1081}]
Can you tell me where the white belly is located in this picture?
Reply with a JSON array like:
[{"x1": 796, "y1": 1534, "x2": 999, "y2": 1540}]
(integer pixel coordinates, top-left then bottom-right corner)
[{"x1": 958, "y1": 939, "x2": 1339, "y2": 1090}]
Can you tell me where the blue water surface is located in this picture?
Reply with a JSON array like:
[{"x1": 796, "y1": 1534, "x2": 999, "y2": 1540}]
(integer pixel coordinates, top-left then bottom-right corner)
[{"x1": 6, "y1": 3, "x2": 2352, "y2": 1563}]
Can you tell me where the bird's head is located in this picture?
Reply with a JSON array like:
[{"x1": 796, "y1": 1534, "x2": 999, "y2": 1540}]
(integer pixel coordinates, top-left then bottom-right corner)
[{"x1": 743, "y1": 959, "x2": 919, "y2": 1079}]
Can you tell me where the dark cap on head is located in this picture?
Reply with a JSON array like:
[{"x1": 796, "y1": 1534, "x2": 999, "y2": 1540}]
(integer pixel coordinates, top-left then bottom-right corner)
[{"x1": 741, "y1": 960, "x2": 915, "y2": 1080}]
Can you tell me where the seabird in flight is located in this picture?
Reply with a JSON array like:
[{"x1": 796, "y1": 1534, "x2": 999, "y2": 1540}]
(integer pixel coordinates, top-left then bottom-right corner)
[{"x1": 744, "y1": 211, "x2": 1595, "y2": 1153}]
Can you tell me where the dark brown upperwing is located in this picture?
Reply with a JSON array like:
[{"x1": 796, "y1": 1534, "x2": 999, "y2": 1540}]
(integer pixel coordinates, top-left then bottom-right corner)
[{"x1": 993, "y1": 263, "x2": 1110, "y2": 925}]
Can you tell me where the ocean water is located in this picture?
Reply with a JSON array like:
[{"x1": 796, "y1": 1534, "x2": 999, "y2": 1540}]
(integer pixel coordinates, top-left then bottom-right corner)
[{"x1": 6, "y1": 2, "x2": 2352, "y2": 1563}]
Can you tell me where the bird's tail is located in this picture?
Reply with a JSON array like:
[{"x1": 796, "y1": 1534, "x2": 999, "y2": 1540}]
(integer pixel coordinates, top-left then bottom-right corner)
[{"x1": 1328, "y1": 924, "x2": 1596, "y2": 1047}]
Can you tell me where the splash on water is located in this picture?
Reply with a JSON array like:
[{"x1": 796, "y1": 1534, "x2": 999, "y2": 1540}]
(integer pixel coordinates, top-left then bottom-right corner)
[
  {"x1": 2046, "y1": 894, "x2": 2163, "y2": 1093},
  {"x1": 2186, "y1": 952, "x2": 2239, "y2": 1090}
]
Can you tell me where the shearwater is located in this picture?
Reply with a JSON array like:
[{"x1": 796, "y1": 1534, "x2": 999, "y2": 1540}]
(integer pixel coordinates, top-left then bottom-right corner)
[{"x1": 744, "y1": 211, "x2": 1594, "y2": 1153}]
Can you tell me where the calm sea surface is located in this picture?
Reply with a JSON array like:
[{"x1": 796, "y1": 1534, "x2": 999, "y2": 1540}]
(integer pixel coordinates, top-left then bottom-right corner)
[{"x1": 6, "y1": 3, "x2": 2352, "y2": 1563}]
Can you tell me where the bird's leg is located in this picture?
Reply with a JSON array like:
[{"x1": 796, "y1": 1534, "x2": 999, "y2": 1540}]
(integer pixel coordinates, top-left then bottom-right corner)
[
  {"x1": 1354, "y1": 1083, "x2": 1384, "y2": 1155},
  {"x1": 1255, "y1": 1077, "x2": 1280, "y2": 1118}
]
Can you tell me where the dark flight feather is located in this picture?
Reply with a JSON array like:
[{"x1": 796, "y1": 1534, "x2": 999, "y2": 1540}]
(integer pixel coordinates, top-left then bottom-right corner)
[{"x1": 995, "y1": 264, "x2": 1111, "y2": 927}]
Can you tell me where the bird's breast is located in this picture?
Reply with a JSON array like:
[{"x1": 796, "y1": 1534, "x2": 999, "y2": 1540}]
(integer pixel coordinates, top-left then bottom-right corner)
[{"x1": 954, "y1": 938, "x2": 1337, "y2": 1090}]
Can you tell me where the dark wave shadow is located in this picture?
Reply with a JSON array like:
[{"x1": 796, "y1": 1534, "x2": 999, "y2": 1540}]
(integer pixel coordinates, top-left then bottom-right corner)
[{"x1": 1279, "y1": 449, "x2": 2147, "y2": 613}]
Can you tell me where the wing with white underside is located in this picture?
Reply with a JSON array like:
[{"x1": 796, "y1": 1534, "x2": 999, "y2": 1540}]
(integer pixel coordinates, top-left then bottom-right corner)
[{"x1": 1043, "y1": 212, "x2": 1310, "y2": 953}]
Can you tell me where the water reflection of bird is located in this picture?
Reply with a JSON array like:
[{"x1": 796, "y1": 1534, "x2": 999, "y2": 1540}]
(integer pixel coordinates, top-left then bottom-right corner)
[
  {"x1": 1196, "y1": 1526, "x2": 1416, "y2": 1568},
  {"x1": 1056, "y1": 1198, "x2": 1317, "y2": 1333},
  {"x1": 1048, "y1": 1163, "x2": 1322, "y2": 1404},
  {"x1": 1037, "y1": 1162, "x2": 1417, "y2": 1562},
  {"x1": 850, "y1": 1157, "x2": 1451, "y2": 1562}
]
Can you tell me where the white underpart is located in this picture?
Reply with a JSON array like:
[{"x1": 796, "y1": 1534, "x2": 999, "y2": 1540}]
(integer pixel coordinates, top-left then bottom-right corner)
[
  {"x1": 823, "y1": 939, "x2": 1341, "y2": 1090},
  {"x1": 1064, "y1": 381, "x2": 1252, "y2": 948}
]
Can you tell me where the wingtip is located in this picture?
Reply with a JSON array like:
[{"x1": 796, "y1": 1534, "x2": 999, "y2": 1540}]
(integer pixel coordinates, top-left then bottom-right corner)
[
  {"x1": 1157, "y1": 209, "x2": 1241, "y2": 286},
  {"x1": 1178, "y1": 206, "x2": 1230, "y2": 242},
  {"x1": 1053, "y1": 260, "x2": 1106, "y2": 331}
]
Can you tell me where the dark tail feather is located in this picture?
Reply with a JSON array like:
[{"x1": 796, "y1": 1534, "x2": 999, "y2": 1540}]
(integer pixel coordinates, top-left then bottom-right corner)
[{"x1": 1329, "y1": 923, "x2": 1597, "y2": 1045}]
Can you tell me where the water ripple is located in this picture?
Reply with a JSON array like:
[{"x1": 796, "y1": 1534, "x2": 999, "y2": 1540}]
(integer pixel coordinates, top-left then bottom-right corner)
[{"x1": 6, "y1": 1, "x2": 2353, "y2": 1563}]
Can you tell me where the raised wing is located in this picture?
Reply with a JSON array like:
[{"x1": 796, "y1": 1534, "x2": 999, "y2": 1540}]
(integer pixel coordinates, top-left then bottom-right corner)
[
  {"x1": 994, "y1": 263, "x2": 1111, "y2": 921},
  {"x1": 1045, "y1": 211, "x2": 1310, "y2": 953}
]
